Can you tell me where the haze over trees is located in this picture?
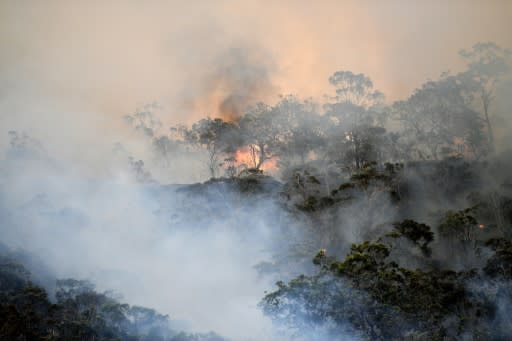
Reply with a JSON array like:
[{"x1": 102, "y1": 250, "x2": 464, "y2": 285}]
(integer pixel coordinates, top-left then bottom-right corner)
[
  {"x1": 2, "y1": 41, "x2": 512, "y2": 340},
  {"x1": 118, "y1": 42, "x2": 509, "y2": 182}
]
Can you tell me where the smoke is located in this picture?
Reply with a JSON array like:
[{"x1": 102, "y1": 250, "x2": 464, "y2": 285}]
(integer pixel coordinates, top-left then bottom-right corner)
[
  {"x1": 0, "y1": 144, "x2": 299, "y2": 340},
  {"x1": 1, "y1": 1, "x2": 511, "y2": 340},
  {"x1": 1, "y1": 1, "x2": 511, "y2": 131},
  {"x1": 197, "y1": 45, "x2": 276, "y2": 122},
  {"x1": 1, "y1": 0, "x2": 509, "y2": 176}
]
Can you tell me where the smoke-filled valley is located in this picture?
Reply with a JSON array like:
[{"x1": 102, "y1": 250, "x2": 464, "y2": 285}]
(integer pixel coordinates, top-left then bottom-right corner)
[{"x1": 2, "y1": 2, "x2": 512, "y2": 341}]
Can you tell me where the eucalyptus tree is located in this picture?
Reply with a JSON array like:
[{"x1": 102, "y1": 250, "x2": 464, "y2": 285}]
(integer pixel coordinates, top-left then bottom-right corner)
[
  {"x1": 324, "y1": 71, "x2": 388, "y2": 170},
  {"x1": 393, "y1": 75, "x2": 485, "y2": 160},
  {"x1": 238, "y1": 103, "x2": 281, "y2": 170},
  {"x1": 271, "y1": 95, "x2": 324, "y2": 168},
  {"x1": 183, "y1": 117, "x2": 242, "y2": 178},
  {"x1": 327, "y1": 70, "x2": 385, "y2": 109},
  {"x1": 123, "y1": 102, "x2": 163, "y2": 138},
  {"x1": 151, "y1": 135, "x2": 184, "y2": 168},
  {"x1": 458, "y1": 42, "x2": 511, "y2": 152}
]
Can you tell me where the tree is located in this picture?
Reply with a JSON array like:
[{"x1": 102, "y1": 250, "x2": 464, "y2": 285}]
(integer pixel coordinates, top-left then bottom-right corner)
[
  {"x1": 389, "y1": 219, "x2": 434, "y2": 256},
  {"x1": 324, "y1": 71, "x2": 388, "y2": 170},
  {"x1": 459, "y1": 42, "x2": 511, "y2": 152},
  {"x1": 183, "y1": 117, "x2": 242, "y2": 178},
  {"x1": 0, "y1": 256, "x2": 228, "y2": 341},
  {"x1": 484, "y1": 238, "x2": 512, "y2": 279},
  {"x1": 238, "y1": 103, "x2": 281, "y2": 170},
  {"x1": 393, "y1": 75, "x2": 485, "y2": 160},
  {"x1": 437, "y1": 207, "x2": 483, "y2": 265},
  {"x1": 151, "y1": 135, "x2": 184, "y2": 168},
  {"x1": 128, "y1": 157, "x2": 154, "y2": 183},
  {"x1": 271, "y1": 95, "x2": 324, "y2": 168},
  {"x1": 327, "y1": 71, "x2": 385, "y2": 109},
  {"x1": 261, "y1": 234, "x2": 487, "y2": 340},
  {"x1": 123, "y1": 102, "x2": 163, "y2": 138}
]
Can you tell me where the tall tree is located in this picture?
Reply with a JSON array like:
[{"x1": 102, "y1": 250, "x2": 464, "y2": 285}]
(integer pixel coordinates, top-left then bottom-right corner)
[
  {"x1": 393, "y1": 75, "x2": 485, "y2": 160},
  {"x1": 324, "y1": 71, "x2": 387, "y2": 170},
  {"x1": 238, "y1": 103, "x2": 281, "y2": 170},
  {"x1": 271, "y1": 95, "x2": 324, "y2": 167},
  {"x1": 183, "y1": 118, "x2": 241, "y2": 178},
  {"x1": 458, "y1": 42, "x2": 511, "y2": 152},
  {"x1": 123, "y1": 102, "x2": 163, "y2": 138},
  {"x1": 327, "y1": 71, "x2": 385, "y2": 109}
]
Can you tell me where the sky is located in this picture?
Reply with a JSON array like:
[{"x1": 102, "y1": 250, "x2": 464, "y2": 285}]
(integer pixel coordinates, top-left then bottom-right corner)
[{"x1": 0, "y1": 0, "x2": 511, "y2": 163}]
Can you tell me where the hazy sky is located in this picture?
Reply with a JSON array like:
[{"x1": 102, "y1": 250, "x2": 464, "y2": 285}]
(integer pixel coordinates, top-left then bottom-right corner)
[{"x1": 1, "y1": 0, "x2": 511, "y2": 144}]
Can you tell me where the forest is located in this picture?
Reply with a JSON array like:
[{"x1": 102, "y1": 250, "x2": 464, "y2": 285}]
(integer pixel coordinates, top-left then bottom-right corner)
[{"x1": 1, "y1": 36, "x2": 512, "y2": 340}]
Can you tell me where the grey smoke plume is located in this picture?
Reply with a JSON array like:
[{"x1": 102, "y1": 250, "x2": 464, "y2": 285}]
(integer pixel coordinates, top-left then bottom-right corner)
[
  {"x1": 203, "y1": 46, "x2": 276, "y2": 121},
  {"x1": 0, "y1": 146, "x2": 287, "y2": 340}
]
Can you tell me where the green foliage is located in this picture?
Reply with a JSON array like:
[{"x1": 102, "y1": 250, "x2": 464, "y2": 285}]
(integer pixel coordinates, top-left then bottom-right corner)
[
  {"x1": 287, "y1": 161, "x2": 404, "y2": 213},
  {"x1": 393, "y1": 75, "x2": 485, "y2": 160},
  {"x1": 183, "y1": 117, "x2": 242, "y2": 178},
  {"x1": 0, "y1": 259, "x2": 226, "y2": 341},
  {"x1": 438, "y1": 206, "x2": 480, "y2": 242},
  {"x1": 391, "y1": 220, "x2": 434, "y2": 256},
  {"x1": 261, "y1": 226, "x2": 506, "y2": 340},
  {"x1": 484, "y1": 238, "x2": 512, "y2": 279},
  {"x1": 328, "y1": 71, "x2": 385, "y2": 108}
]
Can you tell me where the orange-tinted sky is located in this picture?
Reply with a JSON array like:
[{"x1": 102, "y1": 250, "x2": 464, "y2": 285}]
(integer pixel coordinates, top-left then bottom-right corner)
[{"x1": 1, "y1": 0, "x2": 511, "y2": 131}]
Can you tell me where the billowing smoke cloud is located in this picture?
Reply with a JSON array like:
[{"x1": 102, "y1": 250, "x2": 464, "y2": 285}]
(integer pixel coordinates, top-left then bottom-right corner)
[
  {"x1": 0, "y1": 144, "x2": 302, "y2": 340},
  {"x1": 1, "y1": 1, "x2": 511, "y2": 133},
  {"x1": 197, "y1": 45, "x2": 276, "y2": 121}
]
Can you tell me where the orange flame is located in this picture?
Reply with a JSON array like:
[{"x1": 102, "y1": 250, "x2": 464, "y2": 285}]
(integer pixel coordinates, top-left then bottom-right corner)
[{"x1": 234, "y1": 147, "x2": 278, "y2": 172}]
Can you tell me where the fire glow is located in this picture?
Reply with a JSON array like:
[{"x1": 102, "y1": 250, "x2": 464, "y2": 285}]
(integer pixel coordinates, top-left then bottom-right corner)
[{"x1": 234, "y1": 147, "x2": 278, "y2": 172}]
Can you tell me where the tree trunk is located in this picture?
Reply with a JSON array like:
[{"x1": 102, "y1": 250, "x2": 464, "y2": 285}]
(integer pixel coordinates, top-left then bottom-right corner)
[
  {"x1": 483, "y1": 93, "x2": 495, "y2": 153},
  {"x1": 256, "y1": 143, "x2": 266, "y2": 169}
]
